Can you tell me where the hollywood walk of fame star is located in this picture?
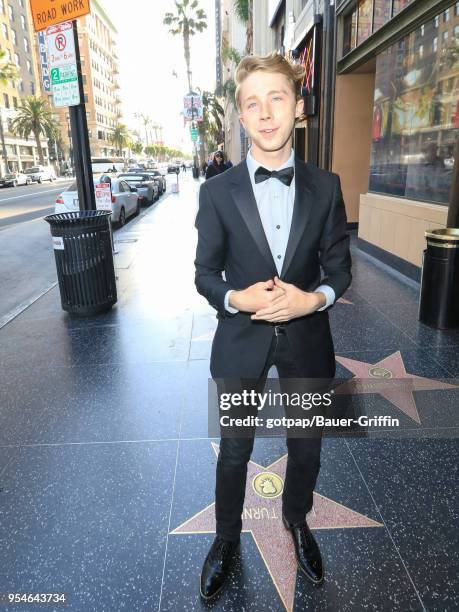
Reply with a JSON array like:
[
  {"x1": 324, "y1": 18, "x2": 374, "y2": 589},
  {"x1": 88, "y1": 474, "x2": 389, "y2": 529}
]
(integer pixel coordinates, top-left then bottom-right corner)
[
  {"x1": 171, "y1": 443, "x2": 383, "y2": 612},
  {"x1": 335, "y1": 350, "x2": 458, "y2": 424}
]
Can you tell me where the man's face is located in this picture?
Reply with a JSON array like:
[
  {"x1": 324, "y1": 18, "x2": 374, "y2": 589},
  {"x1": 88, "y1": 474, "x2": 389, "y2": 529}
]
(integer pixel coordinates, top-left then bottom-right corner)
[{"x1": 238, "y1": 71, "x2": 304, "y2": 152}]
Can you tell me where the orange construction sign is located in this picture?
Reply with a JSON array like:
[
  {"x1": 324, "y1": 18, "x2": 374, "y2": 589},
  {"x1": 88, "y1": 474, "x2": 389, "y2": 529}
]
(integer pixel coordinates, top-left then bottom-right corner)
[{"x1": 30, "y1": 0, "x2": 91, "y2": 32}]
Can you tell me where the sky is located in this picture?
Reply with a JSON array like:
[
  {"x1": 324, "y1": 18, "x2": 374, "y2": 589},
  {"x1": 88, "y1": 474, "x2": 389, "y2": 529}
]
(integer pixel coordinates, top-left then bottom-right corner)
[{"x1": 108, "y1": 0, "x2": 217, "y2": 154}]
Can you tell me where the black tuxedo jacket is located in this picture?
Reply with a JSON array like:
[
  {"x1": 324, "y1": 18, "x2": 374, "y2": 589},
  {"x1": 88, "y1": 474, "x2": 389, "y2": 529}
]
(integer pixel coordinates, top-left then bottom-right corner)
[{"x1": 194, "y1": 155, "x2": 352, "y2": 379}]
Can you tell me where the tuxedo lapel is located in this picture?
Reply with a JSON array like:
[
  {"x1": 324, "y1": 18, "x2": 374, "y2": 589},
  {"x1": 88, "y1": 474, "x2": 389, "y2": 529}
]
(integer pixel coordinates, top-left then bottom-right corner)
[
  {"x1": 229, "y1": 160, "x2": 278, "y2": 274},
  {"x1": 280, "y1": 158, "x2": 314, "y2": 277}
]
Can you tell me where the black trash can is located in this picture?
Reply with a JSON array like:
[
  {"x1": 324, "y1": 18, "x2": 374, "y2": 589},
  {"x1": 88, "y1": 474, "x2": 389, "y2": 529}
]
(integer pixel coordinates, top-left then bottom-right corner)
[
  {"x1": 44, "y1": 211, "x2": 117, "y2": 316},
  {"x1": 418, "y1": 228, "x2": 459, "y2": 329}
]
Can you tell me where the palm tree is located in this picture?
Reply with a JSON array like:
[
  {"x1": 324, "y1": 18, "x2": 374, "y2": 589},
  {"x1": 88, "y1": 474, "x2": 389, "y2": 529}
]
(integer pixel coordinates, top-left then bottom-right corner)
[
  {"x1": 195, "y1": 88, "x2": 224, "y2": 164},
  {"x1": 163, "y1": 0, "x2": 207, "y2": 92},
  {"x1": 234, "y1": 0, "x2": 253, "y2": 55},
  {"x1": 10, "y1": 96, "x2": 57, "y2": 165},
  {"x1": 131, "y1": 141, "x2": 143, "y2": 155},
  {"x1": 0, "y1": 48, "x2": 18, "y2": 82},
  {"x1": 109, "y1": 123, "x2": 130, "y2": 156},
  {"x1": 134, "y1": 112, "x2": 152, "y2": 146}
]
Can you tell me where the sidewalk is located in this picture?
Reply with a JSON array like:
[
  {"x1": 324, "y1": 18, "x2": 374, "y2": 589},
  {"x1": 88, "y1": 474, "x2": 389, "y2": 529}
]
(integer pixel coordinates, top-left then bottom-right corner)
[{"x1": 0, "y1": 171, "x2": 457, "y2": 611}]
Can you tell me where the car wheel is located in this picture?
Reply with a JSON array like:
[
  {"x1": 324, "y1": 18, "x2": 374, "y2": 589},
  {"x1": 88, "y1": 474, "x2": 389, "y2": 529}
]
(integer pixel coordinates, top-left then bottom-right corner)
[
  {"x1": 13, "y1": 180, "x2": 17, "y2": 187},
  {"x1": 38, "y1": 177, "x2": 42, "y2": 183},
  {"x1": 118, "y1": 206, "x2": 126, "y2": 227},
  {"x1": 134, "y1": 200, "x2": 140, "y2": 216}
]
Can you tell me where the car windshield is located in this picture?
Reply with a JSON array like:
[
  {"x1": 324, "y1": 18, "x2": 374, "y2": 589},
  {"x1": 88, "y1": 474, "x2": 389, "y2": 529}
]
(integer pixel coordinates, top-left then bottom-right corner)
[
  {"x1": 23, "y1": 169, "x2": 35, "y2": 174},
  {"x1": 28, "y1": 167, "x2": 40, "y2": 172},
  {"x1": 4, "y1": 174, "x2": 15, "y2": 179}
]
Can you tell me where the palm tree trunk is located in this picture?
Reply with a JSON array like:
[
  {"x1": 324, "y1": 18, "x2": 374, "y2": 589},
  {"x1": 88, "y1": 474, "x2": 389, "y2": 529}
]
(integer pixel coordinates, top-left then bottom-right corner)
[
  {"x1": 183, "y1": 22, "x2": 192, "y2": 91},
  {"x1": 34, "y1": 130, "x2": 45, "y2": 165},
  {"x1": 245, "y1": 2, "x2": 253, "y2": 55}
]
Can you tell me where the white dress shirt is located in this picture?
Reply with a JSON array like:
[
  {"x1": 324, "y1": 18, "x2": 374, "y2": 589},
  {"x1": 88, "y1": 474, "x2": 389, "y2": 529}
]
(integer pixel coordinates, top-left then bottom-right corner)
[{"x1": 224, "y1": 147, "x2": 335, "y2": 313}]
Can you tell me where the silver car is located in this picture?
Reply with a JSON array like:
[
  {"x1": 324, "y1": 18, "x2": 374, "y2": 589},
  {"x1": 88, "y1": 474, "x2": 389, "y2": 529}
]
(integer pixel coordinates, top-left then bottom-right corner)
[
  {"x1": 0, "y1": 171, "x2": 33, "y2": 187},
  {"x1": 145, "y1": 170, "x2": 166, "y2": 195},
  {"x1": 117, "y1": 173, "x2": 159, "y2": 205},
  {"x1": 55, "y1": 177, "x2": 140, "y2": 227}
]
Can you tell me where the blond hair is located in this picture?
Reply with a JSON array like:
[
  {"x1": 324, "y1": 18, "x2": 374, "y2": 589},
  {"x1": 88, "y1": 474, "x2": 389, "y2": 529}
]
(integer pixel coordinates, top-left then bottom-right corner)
[{"x1": 234, "y1": 52, "x2": 306, "y2": 121}]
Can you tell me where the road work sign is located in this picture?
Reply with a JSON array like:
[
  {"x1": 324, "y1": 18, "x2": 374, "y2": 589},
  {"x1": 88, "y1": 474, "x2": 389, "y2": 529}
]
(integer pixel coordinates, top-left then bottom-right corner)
[{"x1": 30, "y1": 0, "x2": 91, "y2": 32}]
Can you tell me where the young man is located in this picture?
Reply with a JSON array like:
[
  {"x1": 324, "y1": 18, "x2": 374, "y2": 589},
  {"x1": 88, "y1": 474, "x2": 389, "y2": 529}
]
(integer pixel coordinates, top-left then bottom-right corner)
[{"x1": 194, "y1": 52, "x2": 352, "y2": 600}]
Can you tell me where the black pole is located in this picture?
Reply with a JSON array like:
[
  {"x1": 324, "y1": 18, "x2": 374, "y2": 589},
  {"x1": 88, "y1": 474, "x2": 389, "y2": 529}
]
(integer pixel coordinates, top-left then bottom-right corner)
[{"x1": 69, "y1": 19, "x2": 96, "y2": 211}]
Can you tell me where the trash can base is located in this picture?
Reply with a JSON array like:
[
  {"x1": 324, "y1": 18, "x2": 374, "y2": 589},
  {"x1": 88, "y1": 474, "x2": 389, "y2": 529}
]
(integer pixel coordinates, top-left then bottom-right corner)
[{"x1": 62, "y1": 301, "x2": 116, "y2": 316}]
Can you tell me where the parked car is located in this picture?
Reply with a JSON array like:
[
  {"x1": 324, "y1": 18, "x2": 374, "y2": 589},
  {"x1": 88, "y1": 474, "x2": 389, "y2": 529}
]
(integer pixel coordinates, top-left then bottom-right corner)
[
  {"x1": 54, "y1": 177, "x2": 140, "y2": 227},
  {"x1": 167, "y1": 164, "x2": 180, "y2": 174},
  {"x1": 116, "y1": 173, "x2": 159, "y2": 205},
  {"x1": 145, "y1": 170, "x2": 166, "y2": 195},
  {"x1": 23, "y1": 165, "x2": 56, "y2": 183},
  {"x1": 0, "y1": 171, "x2": 33, "y2": 187}
]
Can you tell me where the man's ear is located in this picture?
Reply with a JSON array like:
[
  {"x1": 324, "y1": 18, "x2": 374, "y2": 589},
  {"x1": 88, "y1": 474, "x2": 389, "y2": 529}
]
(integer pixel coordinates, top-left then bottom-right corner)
[{"x1": 295, "y1": 97, "x2": 304, "y2": 119}]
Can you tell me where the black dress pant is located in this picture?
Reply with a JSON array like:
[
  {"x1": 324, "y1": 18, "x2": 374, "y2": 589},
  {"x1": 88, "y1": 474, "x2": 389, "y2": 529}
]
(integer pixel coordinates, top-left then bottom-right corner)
[{"x1": 215, "y1": 327, "x2": 325, "y2": 541}]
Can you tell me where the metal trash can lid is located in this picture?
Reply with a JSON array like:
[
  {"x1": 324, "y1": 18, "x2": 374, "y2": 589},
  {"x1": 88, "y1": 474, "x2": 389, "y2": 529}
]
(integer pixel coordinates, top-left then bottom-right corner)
[
  {"x1": 425, "y1": 228, "x2": 459, "y2": 248},
  {"x1": 44, "y1": 210, "x2": 111, "y2": 228}
]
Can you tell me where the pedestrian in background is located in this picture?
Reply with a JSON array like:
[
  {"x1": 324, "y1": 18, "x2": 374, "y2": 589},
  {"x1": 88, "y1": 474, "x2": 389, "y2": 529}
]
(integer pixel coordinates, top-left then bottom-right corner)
[{"x1": 205, "y1": 151, "x2": 227, "y2": 180}]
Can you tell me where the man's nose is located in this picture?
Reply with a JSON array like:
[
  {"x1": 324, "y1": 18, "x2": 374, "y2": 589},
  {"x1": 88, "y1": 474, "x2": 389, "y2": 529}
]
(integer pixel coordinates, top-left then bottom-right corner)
[{"x1": 260, "y1": 101, "x2": 271, "y2": 119}]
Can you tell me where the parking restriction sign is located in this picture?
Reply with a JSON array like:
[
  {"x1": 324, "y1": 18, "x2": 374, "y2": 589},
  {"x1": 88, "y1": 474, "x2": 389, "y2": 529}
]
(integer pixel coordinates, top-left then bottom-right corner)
[{"x1": 47, "y1": 21, "x2": 80, "y2": 107}]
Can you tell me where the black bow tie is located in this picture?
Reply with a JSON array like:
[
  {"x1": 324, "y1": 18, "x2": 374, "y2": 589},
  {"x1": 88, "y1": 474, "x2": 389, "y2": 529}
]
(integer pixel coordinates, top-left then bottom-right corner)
[{"x1": 254, "y1": 166, "x2": 294, "y2": 186}]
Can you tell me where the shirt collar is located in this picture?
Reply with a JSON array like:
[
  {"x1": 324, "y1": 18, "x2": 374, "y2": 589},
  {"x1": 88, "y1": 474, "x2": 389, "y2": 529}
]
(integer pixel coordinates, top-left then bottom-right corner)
[{"x1": 246, "y1": 146, "x2": 295, "y2": 184}]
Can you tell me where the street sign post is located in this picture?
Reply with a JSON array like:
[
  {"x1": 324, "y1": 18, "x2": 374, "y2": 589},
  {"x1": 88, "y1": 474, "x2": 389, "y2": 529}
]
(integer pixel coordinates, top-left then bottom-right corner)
[
  {"x1": 29, "y1": 1, "x2": 95, "y2": 210},
  {"x1": 30, "y1": 0, "x2": 91, "y2": 32},
  {"x1": 44, "y1": 18, "x2": 95, "y2": 211}
]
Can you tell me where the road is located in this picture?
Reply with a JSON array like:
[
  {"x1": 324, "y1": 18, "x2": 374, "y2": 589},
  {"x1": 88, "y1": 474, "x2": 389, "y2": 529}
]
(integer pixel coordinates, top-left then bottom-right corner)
[
  {"x1": 0, "y1": 174, "x2": 178, "y2": 328},
  {"x1": 0, "y1": 179, "x2": 74, "y2": 231}
]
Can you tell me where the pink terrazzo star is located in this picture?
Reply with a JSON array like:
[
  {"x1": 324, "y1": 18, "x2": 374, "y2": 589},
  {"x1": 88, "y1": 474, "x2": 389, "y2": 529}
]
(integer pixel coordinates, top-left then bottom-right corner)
[
  {"x1": 171, "y1": 443, "x2": 382, "y2": 611},
  {"x1": 335, "y1": 350, "x2": 458, "y2": 424}
]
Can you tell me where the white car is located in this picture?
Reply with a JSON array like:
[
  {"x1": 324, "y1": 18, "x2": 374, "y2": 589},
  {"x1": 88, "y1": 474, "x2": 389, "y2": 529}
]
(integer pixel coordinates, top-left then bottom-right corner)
[
  {"x1": 55, "y1": 177, "x2": 140, "y2": 227},
  {"x1": 0, "y1": 171, "x2": 32, "y2": 187},
  {"x1": 24, "y1": 165, "x2": 56, "y2": 183}
]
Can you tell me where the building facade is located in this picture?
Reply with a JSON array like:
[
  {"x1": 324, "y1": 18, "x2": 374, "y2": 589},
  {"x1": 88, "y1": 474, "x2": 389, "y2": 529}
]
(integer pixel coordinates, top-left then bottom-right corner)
[
  {"x1": 334, "y1": 0, "x2": 459, "y2": 277},
  {"x1": 0, "y1": 0, "x2": 49, "y2": 174}
]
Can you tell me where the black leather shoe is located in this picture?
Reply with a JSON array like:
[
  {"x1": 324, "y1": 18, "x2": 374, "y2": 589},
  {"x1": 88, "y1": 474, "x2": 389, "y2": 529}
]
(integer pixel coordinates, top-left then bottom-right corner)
[
  {"x1": 199, "y1": 535, "x2": 240, "y2": 600},
  {"x1": 282, "y1": 514, "x2": 324, "y2": 585}
]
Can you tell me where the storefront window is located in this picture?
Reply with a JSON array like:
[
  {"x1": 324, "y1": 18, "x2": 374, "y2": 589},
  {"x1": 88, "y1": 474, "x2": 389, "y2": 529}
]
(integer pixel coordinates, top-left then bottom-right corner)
[
  {"x1": 373, "y1": 0, "x2": 391, "y2": 32},
  {"x1": 369, "y1": 7, "x2": 459, "y2": 205},
  {"x1": 343, "y1": 8, "x2": 357, "y2": 55},
  {"x1": 357, "y1": 0, "x2": 372, "y2": 45},
  {"x1": 393, "y1": 0, "x2": 415, "y2": 17}
]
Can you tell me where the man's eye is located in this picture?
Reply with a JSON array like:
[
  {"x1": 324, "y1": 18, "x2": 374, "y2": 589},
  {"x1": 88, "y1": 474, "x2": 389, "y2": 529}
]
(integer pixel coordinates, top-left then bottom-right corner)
[
  {"x1": 248, "y1": 103, "x2": 256, "y2": 109},
  {"x1": 272, "y1": 97, "x2": 282, "y2": 101}
]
